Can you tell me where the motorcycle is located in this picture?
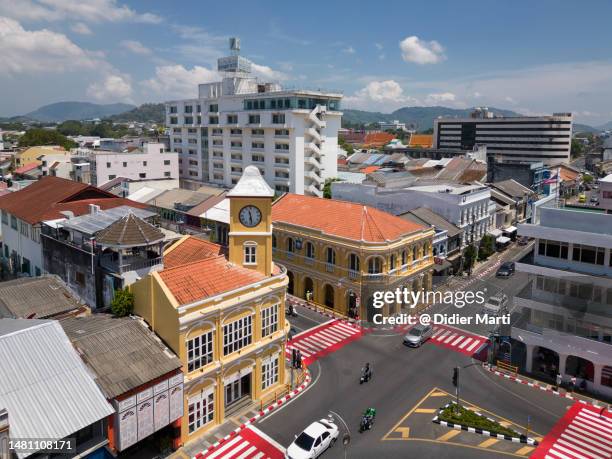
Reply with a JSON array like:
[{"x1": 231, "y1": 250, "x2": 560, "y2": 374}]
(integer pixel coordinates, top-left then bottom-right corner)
[
  {"x1": 285, "y1": 305, "x2": 298, "y2": 317},
  {"x1": 360, "y1": 367, "x2": 372, "y2": 384},
  {"x1": 359, "y1": 408, "x2": 376, "y2": 433}
]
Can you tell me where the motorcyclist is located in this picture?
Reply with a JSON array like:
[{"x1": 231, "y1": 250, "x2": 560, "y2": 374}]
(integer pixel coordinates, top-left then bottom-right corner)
[
  {"x1": 362, "y1": 363, "x2": 372, "y2": 381},
  {"x1": 361, "y1": 407, "x2": 376, "y2": 430}
]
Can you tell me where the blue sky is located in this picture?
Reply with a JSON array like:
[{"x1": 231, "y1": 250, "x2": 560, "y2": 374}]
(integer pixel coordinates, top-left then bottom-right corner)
[{"x1": 1, "y1": 0, "x2": 612, "y2": 125}]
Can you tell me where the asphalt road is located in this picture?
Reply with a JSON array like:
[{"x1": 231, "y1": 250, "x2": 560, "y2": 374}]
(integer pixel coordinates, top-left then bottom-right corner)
[
  {"x1": 259, "y1": 326, "x2": 572, "y2": 458},
  {"x1": 260, "y1": 242, "x2": 574, "y2": 458}
]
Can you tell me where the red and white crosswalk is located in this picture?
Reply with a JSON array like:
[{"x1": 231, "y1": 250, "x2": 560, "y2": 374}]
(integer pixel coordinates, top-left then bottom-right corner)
[
  {"x1": 428, "y1": 325, "x2": 489, "y2": 358},
  {"x1": 286, "y1": 319, "x2": 364, "y2": 366},
  {"x1": 202, "y1": 425, "x2": 285, "y2": 459},
  {"x1": 531, "y1": 402, "x2": 612, "y2": 459}
]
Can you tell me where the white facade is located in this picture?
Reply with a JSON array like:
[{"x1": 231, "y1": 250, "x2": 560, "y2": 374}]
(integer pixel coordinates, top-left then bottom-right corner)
[
  {"x1": 165, "y1": 48, "x2": 342, "y2": 197},
  {"x1": 518, "y1": 204, "x2": 612, "y2": 276},
  {"x1": 600, "y1": 174, "x2": 612, "y2": 213},
  {"x1": 433, "y1": 113, "x2": 573, "y2": 166},
  {"x1": 40, "y1": 154, "x2": 73, "y2": 180},
  {"x1": 91, "y1": 143, "x2": 178, "y2": 186},
  {"x1": 1, "y1": 211, "x2": 43, "y2": 276},
  {"x1": 332, "y1": 182, "x2": 493, "y2": 246}
]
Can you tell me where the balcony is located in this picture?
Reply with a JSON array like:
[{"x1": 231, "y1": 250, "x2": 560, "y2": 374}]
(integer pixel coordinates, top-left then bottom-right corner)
[
  {"x1": 325, "y1": 263, "x2": 334, "y2": 273},
  {"x1": 100, "y1": 254, "x2": 163, "y2": 275}
]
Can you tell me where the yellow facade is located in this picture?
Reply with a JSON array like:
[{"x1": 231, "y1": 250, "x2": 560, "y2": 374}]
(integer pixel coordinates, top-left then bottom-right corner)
[
  {"x1": 131, "y1": 168, "x2": 289, "y2": 443},
  {"x1": 272, "y1": 224, "x2": 435, "y2": 321},
  {"x1": 15, "y1": 146, "x2": 69, "y2": 167}
]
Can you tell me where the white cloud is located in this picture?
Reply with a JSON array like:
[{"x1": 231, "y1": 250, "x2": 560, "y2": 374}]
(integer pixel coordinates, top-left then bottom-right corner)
[
  {"x1": 375, "y1": 43, "x2": 384, "y2": 50},
  {"x1": 142, "y1": 64, "x2": 219, "y2": 99},
  {"x1": 0, "y1": 16, "x2": 100, "y2": 74},
  {"x1": 0, "y1": 0, "x2": 161, "y2": 24},
  {"x1": 344, "y1": 80, "x2": 419, "y2": 111},
  {"x1": 70, "y1": 22, "x2": 91, "y2": 35},
  {"x1": 473, "y1": 91, "x2": 482, "y2": 99},
  {"x1": 121, "y1": 39, "x2": 151, "y2": 55},
  {"x1": 251, "y1": 63, "x2": 289, "y2": 81},
  {"x1": 342, "y1": 46, "x2": 356, "y2": 54},
  {"x1": 504, "y1": 96, "x2": 517, "y2": 104},
  {"x1": 87, "y1": 73, "x2": 132, "y2": 101},
  {"x1": 400, "y1": 36, "x2": 446, "y2": 65},
  {"x1": 425, "y1": 92, "x2": 456, "y2": 104}
]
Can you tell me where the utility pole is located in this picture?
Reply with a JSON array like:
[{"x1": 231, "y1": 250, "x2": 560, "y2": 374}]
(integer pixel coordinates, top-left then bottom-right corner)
[{"x1": 452, "y1": 367, "x2": 459, "y2": 411}]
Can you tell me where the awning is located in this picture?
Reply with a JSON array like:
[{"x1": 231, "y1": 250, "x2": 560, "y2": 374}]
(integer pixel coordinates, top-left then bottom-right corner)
[
  {"x1": 503, "y1": 226, "x2": 517, "y2": 233},
  {"x1": 488, "y1": 228, "x2": 503, "y2": 237},
  {"x1": 433, "y1": 259, "x2": 452, "y2": 272},
  {"x1": 496, "y1": 236, "x2": 511, "y2": 244}
]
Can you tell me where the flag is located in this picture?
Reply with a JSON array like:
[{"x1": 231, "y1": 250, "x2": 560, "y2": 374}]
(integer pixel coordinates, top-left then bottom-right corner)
[{"x1": 543, "y1": 174, "x2": 558, "y2": 185}]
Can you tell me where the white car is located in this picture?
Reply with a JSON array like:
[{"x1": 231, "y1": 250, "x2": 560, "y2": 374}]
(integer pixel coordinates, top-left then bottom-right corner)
[{"x1": 286, "y1": 418, "x2": 339, "y2": 459}]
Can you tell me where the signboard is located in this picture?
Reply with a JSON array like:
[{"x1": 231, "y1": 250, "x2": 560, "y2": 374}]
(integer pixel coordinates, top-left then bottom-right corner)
[
  {"x1": 117, "y1": 408, "x2": 137, "y2": 451},
  {"x1": 137, "y1": 400, "x2": 154, "y2": 441},
  {"x1": 154, "y1": 392, "x2": 170, "y2": 432},
  {"x1": 169, "y1": 384, "x2": 183, "y2": 422}
]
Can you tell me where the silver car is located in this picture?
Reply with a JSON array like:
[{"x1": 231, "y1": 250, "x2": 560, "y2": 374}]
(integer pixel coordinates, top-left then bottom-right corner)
[{"x1": 403, "y1": 324, "x2": 434, "y2": 347}]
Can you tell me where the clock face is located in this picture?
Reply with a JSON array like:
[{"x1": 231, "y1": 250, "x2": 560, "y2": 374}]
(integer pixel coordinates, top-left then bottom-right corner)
[{"x1": 239, "y1": 205, "x2": 262, "y2": 228}]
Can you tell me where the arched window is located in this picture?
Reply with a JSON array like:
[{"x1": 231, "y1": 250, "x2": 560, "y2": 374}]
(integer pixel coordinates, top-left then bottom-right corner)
[
  {"x1": 368, "y1": 257, "x2": 382, "y2": 274},
  {"x1": 349, "y1": 253, "x2": 360, "y2": 272},
  {"x1": 390, "y1": 254, "x2": 396, "y2": 270},
  {"x1": 306, "y1": 241, "x2": 315, "y2": 259},
  {"x1": 401, "y1": 250, "x2": 407, "y2": 266},
  {"x1": 413, "y1": 245, "x2": 418, "y2": 261},
  {"x1": 243, "y1": 242, "x2": 257, "y2": 264},
  {"x1": 326, "y1": 247, "x2": 336, "y2": 265},
  {"x1": 272, "y1": 234, "x2": 277, "y2": 248},
  {"x1": 286, "y1": 237, "x2": 294, "y2": 253}
]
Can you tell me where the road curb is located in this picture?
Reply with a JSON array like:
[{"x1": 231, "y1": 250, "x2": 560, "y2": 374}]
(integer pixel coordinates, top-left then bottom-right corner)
[
  {"x1": 432, "y1": 402, "x2": 538, "y2": 445},
  {"x1": 482, "y1": 363, "x2": 612, "y2": 413},
  {"x1": 195, "y1": 370, "x2": 313, "y2": 458}
]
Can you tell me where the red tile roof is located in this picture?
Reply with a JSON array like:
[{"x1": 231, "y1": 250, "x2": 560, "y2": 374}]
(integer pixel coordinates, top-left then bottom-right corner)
[
  {"x1": 0, "y1": 176, "x2": 147, "y2": 224},
  {"x1": 408, "y1": 134, "x2": 433, "y2": 148},
  {"x1": 164, "y1": 236, "x2": 225, "y2": 269},
  {"x1": 272, "y1": 193, "x2": 427, "y2": 242},
  {"x1": 14, "y1": 163, "x2": 39, "y2": 174},
  {"x1": 360, "y1": 165, "x2": 381, "y2": 174},
  {"x1": 158, "y1": 255, "x2": 268, "y2": 305},
  {"x1": 364, "y1": 132, "x2": 394, "y2": 147}
]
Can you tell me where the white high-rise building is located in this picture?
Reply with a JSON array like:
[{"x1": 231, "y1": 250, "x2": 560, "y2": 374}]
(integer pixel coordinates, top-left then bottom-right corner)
[{"x1": 165, "y1": 39, "x2": 343, "y2": 196}]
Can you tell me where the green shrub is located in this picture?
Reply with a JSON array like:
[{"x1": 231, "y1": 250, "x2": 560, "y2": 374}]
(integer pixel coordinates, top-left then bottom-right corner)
[
  {"x1": 111, "y1": 288, "x2": 134, "y2": 317},
  {"x1": 438, "y1": 404, "x2": 520, "y2": 437}
]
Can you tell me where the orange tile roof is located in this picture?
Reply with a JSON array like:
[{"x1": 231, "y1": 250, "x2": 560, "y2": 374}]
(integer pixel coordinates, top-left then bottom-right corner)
[
  {"x1": 272, "y1": 193, "x2": 426, "y2": 242},
  {"x1": 0, "y1": 176, "x2": 146, "y2": 224},
  {"x1": 158, "y1": 256, "x2": 268, "y2": 305},
  {"x1": 558, "y1": 165, "x2": 579, "y2": 182},
  {"x1": 360, "y1": 165, "x2": 380, "y2": 174},
  {"x1": 363, "y1": 132, "x2": 394, "y2": 147},
  {"x1": 408, "y1": 134, "x2": 433, "y2": 148},
  {"x1": 164, "y1": 236, "x2": 225, "y2": 269}
]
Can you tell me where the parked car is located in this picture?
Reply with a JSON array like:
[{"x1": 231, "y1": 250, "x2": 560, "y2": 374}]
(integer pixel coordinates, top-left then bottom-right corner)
[
  {"x1": 286, "y1": 418, "x2": 339, "y2": 459},
  {"x1": 590, "y1": 195, "x2": 599, "y2": 203},
  {"x1": 482, "y1": 293, "x2": 509, "y2": 316},
  {"x1": 496, "y1": 261, "x2": 516, "y2": 277},
  {"x1": 403, "y1": 323, "x2": 434, "y2": 347},
  {"x1": 578, "y1": 193, "x2": 587, "y2": 203},
  {"x1": 517, "y1": 236, "x2": 529, "y2": 246}
]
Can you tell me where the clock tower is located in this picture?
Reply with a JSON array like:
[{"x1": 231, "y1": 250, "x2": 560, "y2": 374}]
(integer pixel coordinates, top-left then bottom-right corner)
[{"x1": 227, "y1": 166, "x2": 275, "y2": 276}]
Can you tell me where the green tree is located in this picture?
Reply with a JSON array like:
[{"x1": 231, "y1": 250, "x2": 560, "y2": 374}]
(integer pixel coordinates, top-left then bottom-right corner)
[
  {"x1": 111, "y1": 288, "x2": 134, "y2": 317},
  {"x1": 323, "y1": 178, "x2": 341, "y2": 199},
  {"x1": 57, "y1": 120, "x2": 84, "y2": 136},
  {"x1": 463, "y1": 245, "x2": 478, "y2": 275},
  {"x1": 18, "y1": 128, "x2": 76, "y2": 150},
  {"x1": 571, "y1": 138, "x2": 585, "y2": 158},
  {"x1": 478, "y1": 235, "x2": 496, "y2": 261},
  {"x1": 582, "y1": 174, "x2": 594, "y2": 184}
]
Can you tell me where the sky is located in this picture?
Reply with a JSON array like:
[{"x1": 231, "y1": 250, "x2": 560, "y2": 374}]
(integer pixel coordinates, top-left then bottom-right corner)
[{"x1": 1, "y1": 0, "x2": 612, "y2": 125}]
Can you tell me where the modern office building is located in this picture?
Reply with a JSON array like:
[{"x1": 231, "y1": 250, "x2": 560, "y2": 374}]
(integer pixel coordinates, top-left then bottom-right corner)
[
  {"x1": 433, "y1": 109, "x2": 573, "y2": 166},
  {"x1": 518, "y1": 202, "x2": 612, "y2": 276},
  {"x1": 165, "y1": 39, "x2": 342, "y2": 196}
]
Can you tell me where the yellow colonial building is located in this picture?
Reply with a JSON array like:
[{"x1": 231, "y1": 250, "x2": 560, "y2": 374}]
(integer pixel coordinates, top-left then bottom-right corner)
[
  {"x1": 272, "y1": 194, "x2": 435, "y2": 322},
  {"x1": 132, "y1": 166, "x2": 288, "y2": 443}
]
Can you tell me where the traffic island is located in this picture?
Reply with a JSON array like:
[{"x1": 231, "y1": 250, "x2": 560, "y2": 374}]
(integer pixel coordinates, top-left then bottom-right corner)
[{"x1": 432, "y1": 402, "x2": 538, "y2": 445}]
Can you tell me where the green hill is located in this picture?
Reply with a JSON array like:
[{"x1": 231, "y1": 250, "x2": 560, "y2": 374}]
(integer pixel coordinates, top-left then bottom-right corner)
[
  {"x1": 108, "y1": 103, "x2": 165, "y2": 123},
  {"x1": 24, "y1": 101, "x2": 135, "y2": 122}
]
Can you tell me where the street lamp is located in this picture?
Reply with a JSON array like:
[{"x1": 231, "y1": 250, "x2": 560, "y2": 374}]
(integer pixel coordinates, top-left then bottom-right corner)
[{"x1": 328, "y1": 411, "x2": 351, "y2": 459}]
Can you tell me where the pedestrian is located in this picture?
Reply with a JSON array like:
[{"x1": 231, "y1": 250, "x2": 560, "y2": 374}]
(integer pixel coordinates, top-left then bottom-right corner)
[
  {"x1": 600, "y1": 405, "x2": 609, "y2": 419},
  {"x1": 555, "y1": 373, "x2": 562, "y2": 391},
  {"x1": 296, "y1": 349, "x2": 302, "y2": 369},
  {"x1": 570, "y1": 376, "x2": 576, "y2": 393}
]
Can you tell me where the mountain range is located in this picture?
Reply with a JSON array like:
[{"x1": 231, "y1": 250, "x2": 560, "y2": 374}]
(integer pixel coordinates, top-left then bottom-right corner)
[{"x1": 1, "y1": 101, "x2": 606, "y2": 134}]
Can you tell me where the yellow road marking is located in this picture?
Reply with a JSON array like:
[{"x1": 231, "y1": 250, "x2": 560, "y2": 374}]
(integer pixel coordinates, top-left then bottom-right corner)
[
  {"x1": 431, "y1": 391, "x2": 447, "y2": 396},
  {"x1": 395, "y1": 427, "x2": 410, "y2": 439},
  {"x1": 515, "y1": 446, "x2": 534, "y2": 456},
  {"x1": 382, "y1": 387, "x2": 441, "y2": 440},
  {"x1": 499, "y1": 421, "x2": 511, "y2": 427},
  {"x1": 436, "y1": 429, "x2": 461, "y2": 442},
  {"x1": 414, "y1": 408, "x2": 437, "y2": 413},
  {"x1": 478, "y1": 438, "x2": 500, "y2": 448}
]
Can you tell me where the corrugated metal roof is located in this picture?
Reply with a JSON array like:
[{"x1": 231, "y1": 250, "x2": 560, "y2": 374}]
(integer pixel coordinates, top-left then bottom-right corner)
[
  {"x1": 60, "y1": 205, "x2": 155, "y2": 235},
  {"x1": 0, "y1": 320, "x2": 114, "y2": 458}
]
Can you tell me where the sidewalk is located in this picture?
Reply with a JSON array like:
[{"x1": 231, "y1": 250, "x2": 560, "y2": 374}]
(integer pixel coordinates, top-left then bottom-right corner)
[{"x1": 483, "y1": 363, "x2": 612, "y2": 412}]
